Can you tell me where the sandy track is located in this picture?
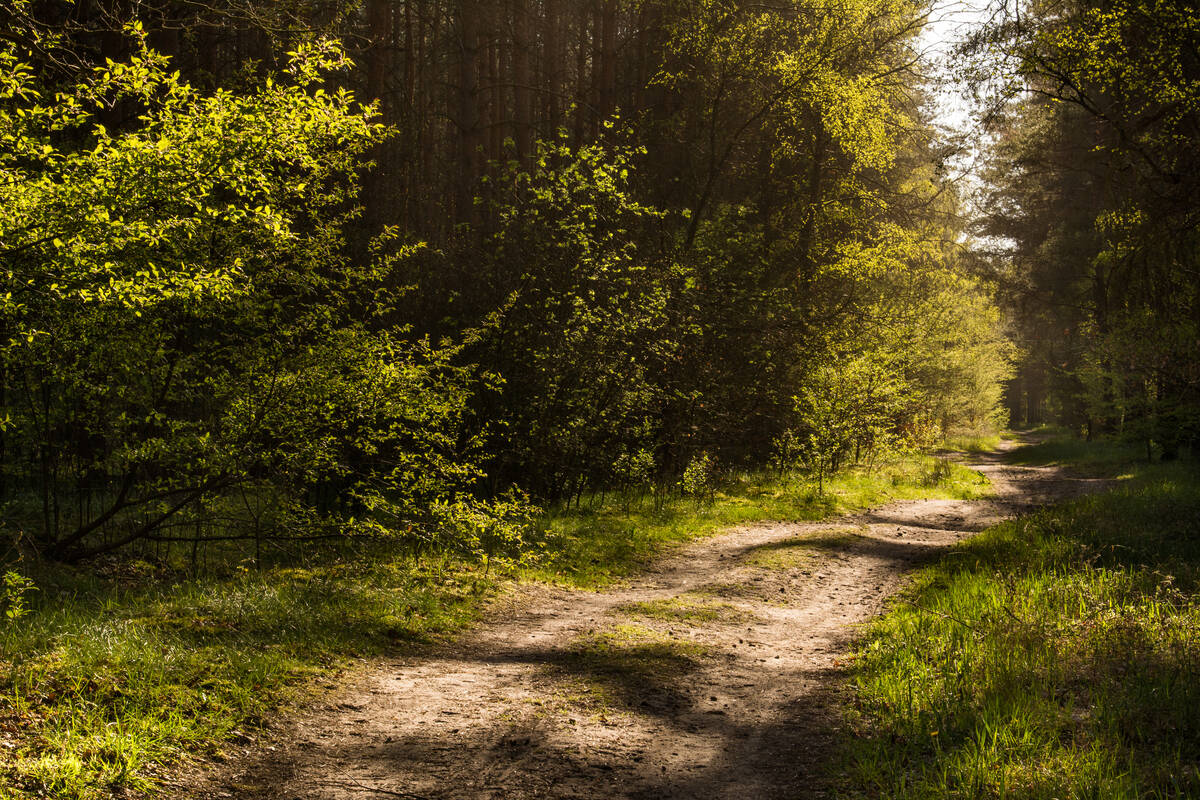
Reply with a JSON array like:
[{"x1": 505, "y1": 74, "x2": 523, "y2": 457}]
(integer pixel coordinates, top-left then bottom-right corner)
[{"x1": 182, "y1": 444, "x2": 1107, "y2": 800}]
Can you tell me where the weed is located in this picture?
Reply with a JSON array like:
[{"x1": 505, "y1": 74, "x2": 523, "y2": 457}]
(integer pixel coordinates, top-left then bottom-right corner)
[{"x1": 1, "y1": 571, "x2": 34, "y2": 622}]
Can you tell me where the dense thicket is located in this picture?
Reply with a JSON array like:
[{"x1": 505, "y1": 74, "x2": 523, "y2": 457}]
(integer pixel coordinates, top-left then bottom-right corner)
[
  {"x1": 1, "y1": 0, "x2": 1012, "y2": 562},
  {"x1": 972, "y1": 0, "x2": 1199, "y2": 457}
]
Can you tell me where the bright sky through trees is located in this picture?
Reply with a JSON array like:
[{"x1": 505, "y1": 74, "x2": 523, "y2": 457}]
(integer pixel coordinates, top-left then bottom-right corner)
[{"x1": 919, "y1": 0, "x2": 990, "y2": 130}]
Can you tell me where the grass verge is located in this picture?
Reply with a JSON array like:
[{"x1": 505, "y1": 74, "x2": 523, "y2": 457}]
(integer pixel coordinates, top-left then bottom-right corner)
[
  {"x1": 843, "y1": 438, "x2": 1200, "y2": 799},
  {"x1": 0, "y1": 552, "x2": 493, "y2": 799},
  {"x1": 942, "y1": 433, "x2": 1005, "y2": 453},
  {"x1": 0, "y1": 452, "x2": 989, "y2": 799},
  {"x1": 1004, "y1": 435, "x2": 1153, "y2": 476}
]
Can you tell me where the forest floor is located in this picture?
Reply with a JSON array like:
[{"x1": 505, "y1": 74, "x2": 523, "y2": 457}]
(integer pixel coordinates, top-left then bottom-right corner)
[{"x1": 179, "y1": 438, "x2": 1108, "y2": 800}]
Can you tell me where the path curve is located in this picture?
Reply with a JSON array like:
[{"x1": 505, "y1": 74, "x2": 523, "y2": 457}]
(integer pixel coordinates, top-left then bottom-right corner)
[{"x1": 183, "y1": 442, "x2": 1107, "y2": 800}]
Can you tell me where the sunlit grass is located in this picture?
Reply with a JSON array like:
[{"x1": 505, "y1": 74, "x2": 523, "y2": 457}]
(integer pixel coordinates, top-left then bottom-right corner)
[
  {"x1": 614, "y1": 594, "x2": 752, "y2": 624},
  {"x1": 842, "y1": 439, "x2": 1200, "y2": 799},
  {"x1": 942, "y1": 432, "x2": 1003, "y2": 452},
  {"x1": 743, "y1": 527, "x2": 863, "y2": 571},
  {"x1": 0, "y1": 553, "x2": 494, "y2": 800}
]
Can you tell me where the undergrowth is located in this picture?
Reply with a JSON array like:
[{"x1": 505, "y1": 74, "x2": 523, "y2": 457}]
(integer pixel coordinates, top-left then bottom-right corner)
[
  {"x1": 0, "y1": 452, "x2": 989, "y2": 799},
  {"x1": 843, "y1": 437, "x2": 1200, "y2": 799}
]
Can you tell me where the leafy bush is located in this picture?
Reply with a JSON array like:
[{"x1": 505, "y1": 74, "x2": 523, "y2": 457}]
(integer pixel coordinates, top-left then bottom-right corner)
[
  {"x1": 0, "y1": 23, "x2": 514, "y2": 561},
  {"x1": 680, "y1": 451, "x2": 717, "y2": 504},
  {"x1": 461, "y1": 132, "x2": 673, "y2": 498}
]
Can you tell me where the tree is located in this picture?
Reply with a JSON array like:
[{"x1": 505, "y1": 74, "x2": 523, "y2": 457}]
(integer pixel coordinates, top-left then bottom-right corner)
[{"x1": 972, "y1": 0, "x2": 1200, "y2": 454}]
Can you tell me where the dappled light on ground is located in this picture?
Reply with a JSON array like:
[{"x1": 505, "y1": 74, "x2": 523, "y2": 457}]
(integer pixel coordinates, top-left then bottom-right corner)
[{"x1": 181, "y1": 439, "x2": 1107, "y2": 799}]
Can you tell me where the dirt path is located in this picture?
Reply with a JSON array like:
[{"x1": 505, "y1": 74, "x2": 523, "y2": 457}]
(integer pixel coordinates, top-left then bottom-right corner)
[{"x1": 184, "y1": 443, "x2": 1108, "y2": 800}]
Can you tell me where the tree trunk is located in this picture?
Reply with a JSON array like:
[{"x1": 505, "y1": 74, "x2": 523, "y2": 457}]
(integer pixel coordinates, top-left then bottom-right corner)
[
  {"x1": 545, "y1": 0, "x2": 562, "y2": 132},
  {"x1": 365, "y1": 0, "x2": 392, "y2": 225},
  {"x1": 599, "y1": 0, "x2": 616, "y2": 121},
  {"x1": 573, "y1": 15, "x2": 588, "y2": 147},
  {"x1": 589, "y1": 0, "x2": 602, "y2": 137},
  {"x1": 488, "y1": 26, "x2": 503, "y2": 162},
  {"x1": 456, "y1": 0, "x2": 483, "y2": 222},
  {"x1": 512, "y1": 0, "x2": 534, "y2": 159}
]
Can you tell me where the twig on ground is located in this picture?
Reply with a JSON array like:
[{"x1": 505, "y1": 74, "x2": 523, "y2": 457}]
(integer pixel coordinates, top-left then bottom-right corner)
[{"x1": 910, "y1": 601, "x2": 977, "y2": 631}]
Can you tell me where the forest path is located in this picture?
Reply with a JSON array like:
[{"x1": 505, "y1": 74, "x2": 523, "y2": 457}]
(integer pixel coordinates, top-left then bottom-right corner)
[{"x1": 185, "y1": 439, "x2": 1107, "y2": 800}]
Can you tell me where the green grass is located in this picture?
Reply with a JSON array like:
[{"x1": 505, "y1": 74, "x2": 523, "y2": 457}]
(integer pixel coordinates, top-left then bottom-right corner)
[
  {"x1": 744, "y1": 527, "x2": 864, "y2": 571},
  {"x1": 0, "y1": 451, "x2": 992, "y2": 799},
  {"x1": 843, "y1": 439, "x2": 1200, "y2": 799},
  {"x1": 0, "y1": 552, "x2": 495, "y2": 800},
  {"x1": 615, "y1": 594, "x2": 752, "y2": 624},
  {"x1": 1005, "y1": 435, "x2": 1153, "y2": 476},
  {"x1": 942, "y1": 433, "x2": 1004, "y2": 453}
]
